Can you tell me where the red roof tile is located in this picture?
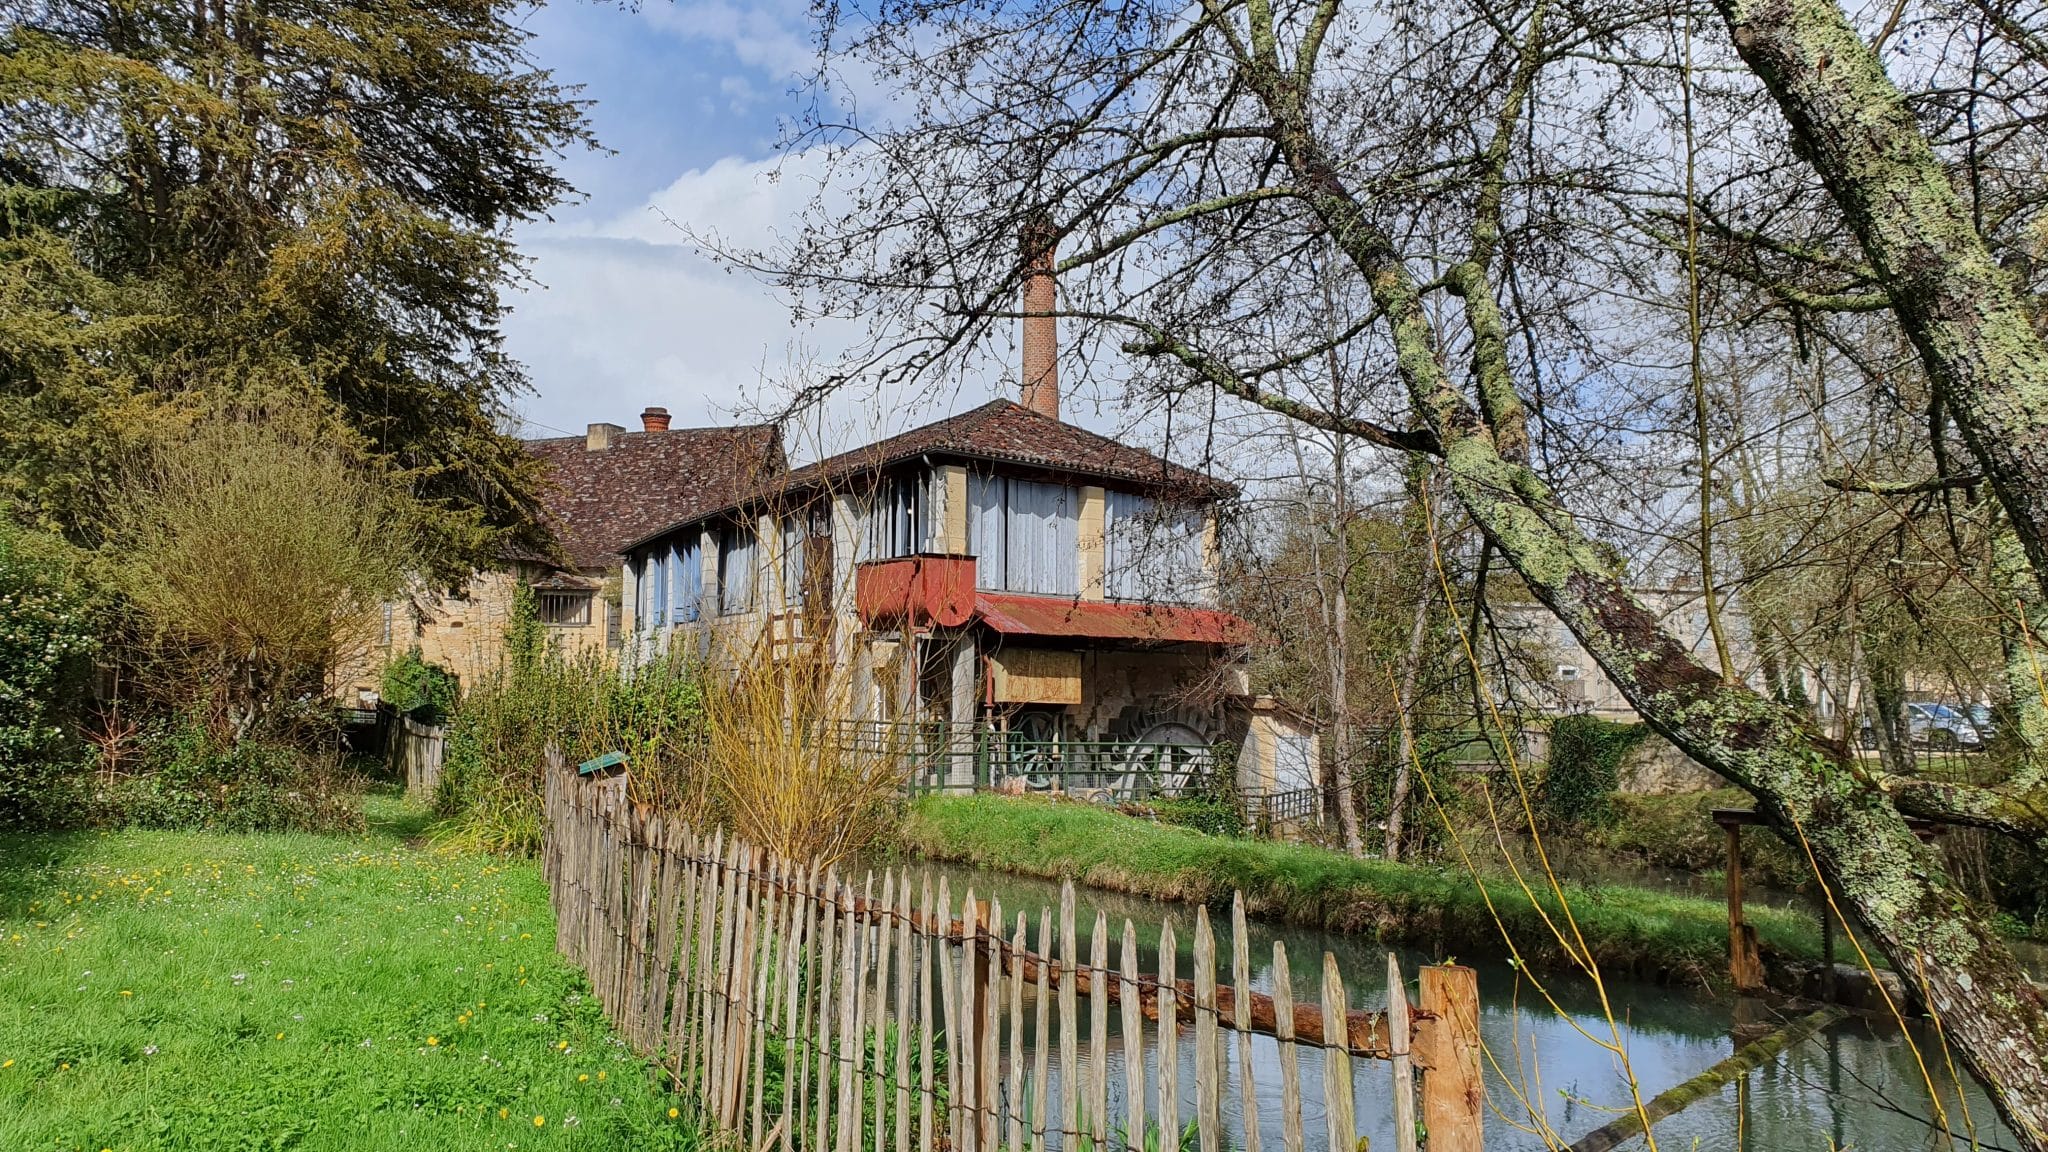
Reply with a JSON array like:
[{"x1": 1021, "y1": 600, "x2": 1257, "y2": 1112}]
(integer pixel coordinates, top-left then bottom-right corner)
[
  {"x1": 524, "y1": 425, "x2": 785, "y2": 570},
  {"x1": 779, "y1": 400, "x2": 1229, "y2": 497}
]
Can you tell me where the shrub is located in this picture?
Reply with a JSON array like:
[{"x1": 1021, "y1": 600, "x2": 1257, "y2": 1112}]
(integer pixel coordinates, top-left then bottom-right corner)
[
  {"x1": 82, "y1": 718, "x2": 365, "y2": 833},
  {"x1": 108, "y1": 417, "x2": 413, "y2": 741},
  {"x1": 1537, "y1": 714, "x2": 1649, "y2": 826},
  {"x1": 438, "y1": 590, "x2": 709, "y2": 854},
  {"x1": 0, "y1": 520, "x2": 98, "y2": 826},
  {"x1": 380, "y1": 647, "x2": 458, "y2": 723},
  {"x1": 698, "y1": 644, "x2": 908, "y2": 868}
]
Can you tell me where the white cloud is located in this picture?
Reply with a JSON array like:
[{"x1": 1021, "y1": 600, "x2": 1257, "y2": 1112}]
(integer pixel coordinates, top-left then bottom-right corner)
[{"x1": 506, "y1": 148, "x2": 985, "y2": 457}]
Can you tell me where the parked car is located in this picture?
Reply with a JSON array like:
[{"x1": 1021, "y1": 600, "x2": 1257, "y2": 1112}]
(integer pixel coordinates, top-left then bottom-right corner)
[
  {"x1": 1967, "y1": 703, "x2": 2001, "y2": 743},
  {"x1": 1858, "y1": 701, "x2": 1983, "y2": 752}
]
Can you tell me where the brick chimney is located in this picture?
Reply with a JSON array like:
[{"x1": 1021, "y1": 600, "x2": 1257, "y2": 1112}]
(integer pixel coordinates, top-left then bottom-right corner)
[
  {"x1": 1019, "y1": 219, "x2": 1059, "y2": 421},
  {"x1": 640, "y1": 406, "x2": 671, "y2": 432},
  {"x1": 585, "y1": 422, "x2": 625, "y2": 451}
]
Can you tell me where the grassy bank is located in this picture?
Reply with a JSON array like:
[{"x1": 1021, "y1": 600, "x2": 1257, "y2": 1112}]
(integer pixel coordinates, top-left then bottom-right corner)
[
  {"x1": 901, "y1": 794, "x2": 1825, "y2": 985},
  {"x1": 0, "y1": 789, "x2": 696, "y2": 1151}
]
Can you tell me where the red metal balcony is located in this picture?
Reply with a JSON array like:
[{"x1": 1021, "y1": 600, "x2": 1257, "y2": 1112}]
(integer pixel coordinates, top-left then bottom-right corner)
[{"x1": 854, "y1": 554, "x2": 977, "y2": 628}]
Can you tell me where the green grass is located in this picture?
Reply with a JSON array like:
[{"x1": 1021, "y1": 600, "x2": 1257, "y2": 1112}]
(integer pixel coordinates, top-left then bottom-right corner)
[
  {"x1": 901, "y1": 794, "x2": 1827, "y2": 984},
  {"x1": 0, "y1": 787, "x2": 699, "y2": 1151}
]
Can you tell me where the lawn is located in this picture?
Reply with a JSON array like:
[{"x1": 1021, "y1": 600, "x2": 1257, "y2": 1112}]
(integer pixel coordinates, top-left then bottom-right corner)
[
  {"x1": 0, "y1": 789, "x2": 697, "y2": 1152},
  {"x1": 901, "y1": 793, "x2": 1827, "y2": 984}
]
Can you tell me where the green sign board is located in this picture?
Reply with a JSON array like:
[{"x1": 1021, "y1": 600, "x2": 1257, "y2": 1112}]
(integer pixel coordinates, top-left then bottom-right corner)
[{"x1": 577, "y1": 750, "x2": 628, "y2": 776}]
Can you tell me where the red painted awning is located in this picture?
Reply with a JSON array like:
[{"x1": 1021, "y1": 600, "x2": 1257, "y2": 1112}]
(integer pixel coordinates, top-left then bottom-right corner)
[{"x1": 973, "y1": 593, "x2": 1257, "y2": 645}]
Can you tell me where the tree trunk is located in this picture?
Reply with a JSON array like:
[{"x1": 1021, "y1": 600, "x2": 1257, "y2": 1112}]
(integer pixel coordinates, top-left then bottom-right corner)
[
  {"x1": 1714, "y1": 0, "x2": 2048, "y2": 606},
  {"x1": 1326, "y1": 435, "x2": 1365, "y2": 857},
  {"x1": 1385, "y1": 582, "x2": 1431, "y2": 861},
  {"x1": 1243, "y1": 56, "x2": 2048, "y2": 1152}
]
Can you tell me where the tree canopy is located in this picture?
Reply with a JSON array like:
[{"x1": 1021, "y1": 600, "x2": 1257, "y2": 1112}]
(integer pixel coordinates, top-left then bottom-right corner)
[{"x1": 0, "y1": 0, "x2": 595, "y2": 578}]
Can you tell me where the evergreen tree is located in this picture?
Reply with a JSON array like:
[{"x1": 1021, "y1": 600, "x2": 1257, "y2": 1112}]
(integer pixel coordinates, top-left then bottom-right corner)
[{"x1": 0, "y1": 0, "x2": 595, "y2": 579}]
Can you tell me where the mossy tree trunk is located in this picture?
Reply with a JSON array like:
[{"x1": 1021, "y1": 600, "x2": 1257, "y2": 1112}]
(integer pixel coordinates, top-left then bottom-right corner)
[
  {"x1": 1716, "y1": 0, "x2": 2048, "y2": 875},
  {"x1": 1216, "y1": 3, "x2": 2048, "y2": 1141}
]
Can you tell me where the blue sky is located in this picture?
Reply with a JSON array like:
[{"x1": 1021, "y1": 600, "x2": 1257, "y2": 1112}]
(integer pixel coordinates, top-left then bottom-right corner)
[
  {"x1": 502, "y1": 0, "x2": 1019, "y2": 457},
  {"x1": 503, "y1": 0, "x2": 806, "y2": 436}
]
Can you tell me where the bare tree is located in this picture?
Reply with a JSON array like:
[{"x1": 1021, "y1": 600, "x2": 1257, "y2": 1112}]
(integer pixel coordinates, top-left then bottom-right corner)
[{"x1": 719, "y1": 0, "x2": 2048, "y2": 1136}]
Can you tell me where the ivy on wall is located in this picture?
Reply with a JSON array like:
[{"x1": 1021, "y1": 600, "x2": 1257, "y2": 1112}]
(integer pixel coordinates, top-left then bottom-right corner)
[{"x1": 1538, "y1": 715, "x2": 1651, "y2": 826}]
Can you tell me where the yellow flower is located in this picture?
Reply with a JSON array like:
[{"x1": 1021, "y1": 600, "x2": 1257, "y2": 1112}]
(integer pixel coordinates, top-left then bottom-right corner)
[
  {"x1": 2, "y1": 1059, "x2": 13, "y2": 1069},
  {"x1": 275, "y1": 1032, "x2": 285, "y2": 1040},
  {"x1": 499, "y1": 1108, "x2": 509, "y2": 1119},
  {"x1": 668, "y1": 1107, "x2": 679, "y2": 1119},
  {"x1": 578, "y1": 1073, "x2": 589, "y2": 1082},
  {"x1": 427, "y1": 1036, "x2": 440, "y2": 1046},
  {"x1": 556, "y1": 1041, "x2": 567, "y2": 1051},
  {"x1": 119, "y1": 990, "x2": 133, "y2": 997},
  {"x1": 533, "y1": 1115, "x2": 545, "y2": 1127},
  {"x1": 597, "y1": 1071, "x2": 606, "y2": 1081}
]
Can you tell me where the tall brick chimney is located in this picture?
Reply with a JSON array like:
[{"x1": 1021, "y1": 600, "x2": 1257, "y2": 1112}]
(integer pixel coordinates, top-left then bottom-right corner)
[
  {"x1": 640, "y1": 406, "x2": 671, "y2": 432},
  {"x1": 1019, "y1": 219, "x2": 1059, "y2": 421}
]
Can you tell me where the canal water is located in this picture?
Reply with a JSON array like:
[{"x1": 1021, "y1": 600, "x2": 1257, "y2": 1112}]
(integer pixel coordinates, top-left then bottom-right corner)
[{"x1": 871, "y1": 855, "x2": 2016, "y2": 1151}]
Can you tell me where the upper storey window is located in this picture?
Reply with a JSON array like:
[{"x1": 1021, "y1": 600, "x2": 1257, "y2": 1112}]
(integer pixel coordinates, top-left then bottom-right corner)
[
  {"x1": 1104, "y1": 491, "x2": 1209, "y2": 604},
  {"x1": 969, "y1": 474, "x2": 1078, "y2": 596}
]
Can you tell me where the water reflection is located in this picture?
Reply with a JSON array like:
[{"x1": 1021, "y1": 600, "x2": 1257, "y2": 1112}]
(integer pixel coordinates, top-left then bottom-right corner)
[{"x1": 868, "y1": 855, "x2": 2015, "y2": 1151}]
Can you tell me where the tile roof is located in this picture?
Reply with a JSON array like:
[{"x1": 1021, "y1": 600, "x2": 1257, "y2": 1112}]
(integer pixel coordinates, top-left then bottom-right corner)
[
  {"x1": 524, "y1": 424, "x2": 785, "y2": 570},
  {"x1": 778, "y1": 400, "x2": 1230, "y2": 497},
  {"x1": 622, "y1": 400, "x2": 1232, "y2": 555}
]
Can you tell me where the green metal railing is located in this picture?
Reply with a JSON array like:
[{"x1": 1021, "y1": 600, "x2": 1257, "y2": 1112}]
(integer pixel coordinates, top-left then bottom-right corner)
[{"x1": 820, "y1": 719, "x2": 1229, "y2": 798}]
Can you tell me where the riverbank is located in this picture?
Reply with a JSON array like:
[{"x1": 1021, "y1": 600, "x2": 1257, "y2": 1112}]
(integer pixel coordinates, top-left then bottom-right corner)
[
  {"x1": 899, "y1": 793, "x2": 1827, "y2": 988},
  {"x1": 0, "y1": 789, "x2": 698, "y2": 1150}
]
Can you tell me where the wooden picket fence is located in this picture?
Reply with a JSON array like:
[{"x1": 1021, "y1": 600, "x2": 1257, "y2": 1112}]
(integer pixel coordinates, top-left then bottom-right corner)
[
  {"x1": 543, "y1": 750, "x2": 1484, "y2": 1152},
  {"x1": 393, "y1": 715, "x2": 446, "y2": 799}
]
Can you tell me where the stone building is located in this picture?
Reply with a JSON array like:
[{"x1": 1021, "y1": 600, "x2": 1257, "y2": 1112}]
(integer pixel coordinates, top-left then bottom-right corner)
[
  {"x1": 618, "y1": 275, "x2": 1319, "y2": 799},
  {"x1": 334, "y1": 410, "x2": 783, "y2": 700}
]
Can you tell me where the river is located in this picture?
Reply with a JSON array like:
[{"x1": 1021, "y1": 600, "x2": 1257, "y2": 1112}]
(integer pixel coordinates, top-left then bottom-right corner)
[{"x1": 871, "y1": 854, "x2": 2017, "y2": 1151}]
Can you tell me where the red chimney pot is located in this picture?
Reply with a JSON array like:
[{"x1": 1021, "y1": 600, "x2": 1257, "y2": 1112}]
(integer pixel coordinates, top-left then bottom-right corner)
[{"x1": 640, "y1": 407, "x2": 672, "y2": 432}]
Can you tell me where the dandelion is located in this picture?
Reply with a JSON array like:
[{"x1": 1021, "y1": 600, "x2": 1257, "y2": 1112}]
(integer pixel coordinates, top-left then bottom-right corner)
[
  {"x1": 120, "y1": 990, "x2": 132, "y2": 997},
  {"x1": 597, "y1": 1071, "x2": 606, "y2": 1081},
  {"x1": 532, "y1": 1115, "x2": 544, "y2": 1127},
  {"x1": 275, "y1": 1032, "x2": 285, "y2": 1040},
  {"x1": 499, "y1": 1108, "x2": 509, "y2": 1119},
  {"x1": 668, "y1": 1108, "x2": 679, "y2": 1119},
  {"x1": 427, "y1": 1036, "x2": 440, "y2": 1046},
  {"x1": 1, "y1": 1060, "x2": 13, "y2": 1069},
  {"x1": 578, "y1": 1073, "x2": 588, "y2": 1082}
]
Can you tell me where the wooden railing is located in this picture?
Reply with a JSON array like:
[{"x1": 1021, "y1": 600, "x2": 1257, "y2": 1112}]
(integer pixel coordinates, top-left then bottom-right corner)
[{"x1": 543, "y1": 749, "x2": 1483, "y2": 1152}]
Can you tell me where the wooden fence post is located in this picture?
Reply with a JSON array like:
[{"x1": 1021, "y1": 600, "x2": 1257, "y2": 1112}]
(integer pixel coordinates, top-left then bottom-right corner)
[
  {"x1": 1419, "y1": 964, "x2": 1483, "y2": 1152},
  {"x1": 536, "y1": 782, "x2": 1493, "y2": 1152}
]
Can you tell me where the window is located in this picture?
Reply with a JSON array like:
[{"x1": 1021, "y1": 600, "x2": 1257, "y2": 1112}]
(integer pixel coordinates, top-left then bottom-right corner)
[
  {"x1": 780, "y1": 515, "x2": 806, "y2": 608},
  {"x1": 719, "y1": 522, "x2": 758, "y2": 614},
  {"x1": 646, "y1": 550, "x2": 668, "y2": 629},
  {"x1": 862, "y1": 472, "x2": 930, "y2": 561},
  {"x1": 1103, "y1": 491, "x2": 1208, "y2": 602},
  {"x1": 670, "y1": 540, "x2": 702, "y2": 624},
  {"x1": 539, "y1": 591, "x2": 593, "y2": 627},
  {"x1": 969, "y1": 474, "x2": 1078, "y2": 596}
]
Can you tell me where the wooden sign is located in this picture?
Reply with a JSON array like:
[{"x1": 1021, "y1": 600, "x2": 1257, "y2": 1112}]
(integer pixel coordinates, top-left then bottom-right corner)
[{"x1": 989, "y1": 648, "x2": 1082, "y2": 704}]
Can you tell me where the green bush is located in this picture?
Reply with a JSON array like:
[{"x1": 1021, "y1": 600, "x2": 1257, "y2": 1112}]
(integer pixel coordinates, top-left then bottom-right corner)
[
  {"x1": 438, "y1": 589, "x2": 707, "y2": 853},
  {"x1": 380, "y1": 647, "x2": 458, "y2": 722},
  {"x1": 0, "y1": 520, "x2": 98, "y2": 826},
  {"x1": 1537, "y1": 714, "x2": 1649, "y2": 826},
  {"x1": 81, "y1": 719, "x2": 365, "y2": 833}
]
